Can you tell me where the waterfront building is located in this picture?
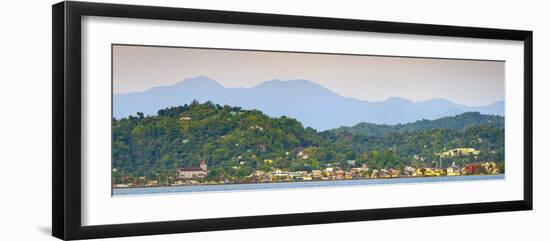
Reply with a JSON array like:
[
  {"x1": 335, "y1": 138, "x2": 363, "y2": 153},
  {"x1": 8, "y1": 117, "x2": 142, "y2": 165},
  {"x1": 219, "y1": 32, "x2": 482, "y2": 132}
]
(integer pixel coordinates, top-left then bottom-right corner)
[
  {"x1": 404, "y1": 166, "x2": 416, "y2": 176},
  {"x1": 447, "y1": 162, "x2": 461, "y2": 176},
  {"x1": 176, "y1": 160, "x2": 207, "y2": 179},
  {"x1": 311, "y1": 170, "x2": 322, "y2": 179},
  {"x1": 463, "y1": 163, "x2": 481, "y2": 175},
  {"x1": 482, "y1": 161, "x2": 500, "y2": 174}
]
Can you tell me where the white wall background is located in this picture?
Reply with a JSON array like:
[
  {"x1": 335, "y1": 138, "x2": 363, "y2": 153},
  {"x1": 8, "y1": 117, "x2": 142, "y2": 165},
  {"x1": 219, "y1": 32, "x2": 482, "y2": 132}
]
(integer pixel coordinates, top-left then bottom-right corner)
[{"x1": 0, "y1": 0, "x2": 547, "y2": 240}]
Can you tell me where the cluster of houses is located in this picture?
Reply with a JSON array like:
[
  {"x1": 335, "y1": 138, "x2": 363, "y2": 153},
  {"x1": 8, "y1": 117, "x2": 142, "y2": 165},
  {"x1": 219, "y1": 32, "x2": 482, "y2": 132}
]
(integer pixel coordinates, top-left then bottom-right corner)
[
  {"x1": 113, "y1": 156, "x2": 502, "y2": 188},
  {"x1": 239, "y1": 161, "x2": 501, "y2": 183},
  {"x1": 169, "y1": 148, "x2": 497, "y2": 181},
  {"x1": 438, "y1": 148, "x2": 481, "y2": 158},
  {"x1": 114, "y1": 160, "x2": 209, "y2": 188},
  {"x1": 166, "y1": 159, "x2": 501, "y2": 184}
]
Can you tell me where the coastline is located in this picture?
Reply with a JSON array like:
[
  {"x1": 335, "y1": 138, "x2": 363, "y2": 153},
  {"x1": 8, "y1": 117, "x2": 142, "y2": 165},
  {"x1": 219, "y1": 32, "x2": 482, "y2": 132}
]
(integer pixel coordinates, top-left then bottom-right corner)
[
  {"x1": 113, "y1": 173, "x2": 504, "y2": 190},
  {"x1": 112, "y1": 174, "x2": 505, "y2": 196}
]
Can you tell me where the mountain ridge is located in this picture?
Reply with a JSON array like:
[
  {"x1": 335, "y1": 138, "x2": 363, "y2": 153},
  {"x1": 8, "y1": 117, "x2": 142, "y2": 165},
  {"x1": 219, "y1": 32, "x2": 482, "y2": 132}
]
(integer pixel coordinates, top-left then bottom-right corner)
[
  {"x1": 114, "y1": 76, "x2": 504, "y2": 130},
  {"x1": 330, "y1": 111, "x2": 504, "y2": 137}
]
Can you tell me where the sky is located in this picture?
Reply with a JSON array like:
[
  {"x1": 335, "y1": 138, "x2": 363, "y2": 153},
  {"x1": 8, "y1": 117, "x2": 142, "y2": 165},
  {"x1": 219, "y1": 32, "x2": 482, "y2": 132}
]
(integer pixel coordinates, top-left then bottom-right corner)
[{"x1": 113, "y1": 45, "x2": 504, "y2": 106}]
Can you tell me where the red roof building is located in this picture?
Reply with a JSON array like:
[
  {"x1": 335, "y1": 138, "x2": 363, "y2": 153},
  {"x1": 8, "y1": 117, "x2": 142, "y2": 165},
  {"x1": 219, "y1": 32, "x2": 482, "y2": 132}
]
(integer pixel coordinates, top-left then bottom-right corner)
[{"x1": 463, "y1": 164, "x2": 481, "y2": 174}]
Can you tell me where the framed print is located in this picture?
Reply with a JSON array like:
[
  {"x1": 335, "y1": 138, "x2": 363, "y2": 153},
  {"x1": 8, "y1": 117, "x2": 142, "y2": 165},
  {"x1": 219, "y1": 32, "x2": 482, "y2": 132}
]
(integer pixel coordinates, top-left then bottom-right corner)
[{"x1": 52, "y1": 1, "x2": 533, "y2": 240}]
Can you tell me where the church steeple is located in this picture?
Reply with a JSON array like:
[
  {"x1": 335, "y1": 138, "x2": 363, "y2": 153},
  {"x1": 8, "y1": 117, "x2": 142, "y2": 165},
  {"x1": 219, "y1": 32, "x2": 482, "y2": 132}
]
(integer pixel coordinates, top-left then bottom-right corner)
[{"x1": 199, "y1": 160, "x2": 207, "y2": 171}]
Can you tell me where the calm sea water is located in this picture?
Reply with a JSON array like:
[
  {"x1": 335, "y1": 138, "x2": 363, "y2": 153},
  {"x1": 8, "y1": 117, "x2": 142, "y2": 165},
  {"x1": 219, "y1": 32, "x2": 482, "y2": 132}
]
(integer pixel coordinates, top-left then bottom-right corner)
[{"x1": 112, "y1": 174, "x2": 504, "y2": 196}]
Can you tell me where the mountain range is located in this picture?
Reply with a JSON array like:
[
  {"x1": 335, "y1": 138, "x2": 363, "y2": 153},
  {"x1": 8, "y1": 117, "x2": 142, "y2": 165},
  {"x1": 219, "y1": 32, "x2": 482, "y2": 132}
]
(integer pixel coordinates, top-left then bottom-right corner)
[{"x1": 113, "y1": 76, "x2": 504, "y2": 131}]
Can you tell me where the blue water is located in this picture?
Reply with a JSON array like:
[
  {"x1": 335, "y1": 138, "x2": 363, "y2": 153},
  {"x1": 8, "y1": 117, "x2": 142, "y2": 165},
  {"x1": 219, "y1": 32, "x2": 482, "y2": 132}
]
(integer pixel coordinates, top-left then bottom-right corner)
[{"x1": 112, "y1": 174, "x2": 504, "y2": 196}]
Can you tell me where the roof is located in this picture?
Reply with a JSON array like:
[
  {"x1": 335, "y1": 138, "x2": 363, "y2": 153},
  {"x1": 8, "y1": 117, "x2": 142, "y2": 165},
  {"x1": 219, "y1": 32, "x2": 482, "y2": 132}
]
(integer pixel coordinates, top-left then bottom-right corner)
[{"x1": 178, "y1": 167, "x2": 205, "y2": 172}]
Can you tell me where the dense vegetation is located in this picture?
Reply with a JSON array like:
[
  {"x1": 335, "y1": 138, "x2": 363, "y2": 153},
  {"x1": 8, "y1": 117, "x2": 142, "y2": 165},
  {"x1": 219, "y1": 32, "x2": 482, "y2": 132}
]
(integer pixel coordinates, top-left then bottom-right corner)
[
  {"x1": 112, "y1": 101, "x2": 504, "y2": 180},
  {"x1": 330, "y1": 112, "x2": 504, "y2": 137}
]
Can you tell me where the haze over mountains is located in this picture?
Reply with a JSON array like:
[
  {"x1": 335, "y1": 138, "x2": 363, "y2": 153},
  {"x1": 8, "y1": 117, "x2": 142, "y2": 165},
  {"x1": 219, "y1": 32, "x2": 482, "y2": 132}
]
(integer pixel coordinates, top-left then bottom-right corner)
[{"x1": 113, "y1": 76, "x2": 504, "y2": 131}]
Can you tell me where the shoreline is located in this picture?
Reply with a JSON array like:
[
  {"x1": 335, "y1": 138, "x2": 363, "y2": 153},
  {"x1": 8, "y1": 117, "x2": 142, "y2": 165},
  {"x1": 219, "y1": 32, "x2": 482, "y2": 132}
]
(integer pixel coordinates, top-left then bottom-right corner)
[{"x1": 112, "y1": 173, "x2": 504, "y2": 190}]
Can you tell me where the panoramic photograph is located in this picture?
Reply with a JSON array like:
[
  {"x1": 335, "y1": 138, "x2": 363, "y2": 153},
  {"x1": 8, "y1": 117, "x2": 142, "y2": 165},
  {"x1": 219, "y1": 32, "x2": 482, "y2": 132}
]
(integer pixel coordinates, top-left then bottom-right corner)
[{"x1": 111, "y1": 44, "x2": 505, "y2": 196}]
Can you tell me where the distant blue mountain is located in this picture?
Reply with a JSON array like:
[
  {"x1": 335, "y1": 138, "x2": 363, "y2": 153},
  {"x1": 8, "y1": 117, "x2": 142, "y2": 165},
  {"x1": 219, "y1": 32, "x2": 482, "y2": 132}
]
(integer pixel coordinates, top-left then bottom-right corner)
[{"x1": 114, "y1": 76, "x2": 504, "y2": 131}]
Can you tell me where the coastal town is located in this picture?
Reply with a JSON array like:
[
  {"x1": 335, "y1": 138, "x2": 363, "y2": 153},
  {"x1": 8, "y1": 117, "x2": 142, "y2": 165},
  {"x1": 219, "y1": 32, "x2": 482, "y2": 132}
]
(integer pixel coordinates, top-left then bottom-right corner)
[{"x1": 112, "y1": 148, "x2": 503, "y2": 189}]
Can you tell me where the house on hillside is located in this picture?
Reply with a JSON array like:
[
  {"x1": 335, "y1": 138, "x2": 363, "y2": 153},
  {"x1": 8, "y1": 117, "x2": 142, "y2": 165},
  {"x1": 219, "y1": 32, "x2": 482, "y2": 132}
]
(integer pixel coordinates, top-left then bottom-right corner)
[
  {"x1": 176, "y1": 160, "x2": 207, "y2": 179},
  {"x1": 438, "y1": 148, "x2": 480, "y2": 158}
]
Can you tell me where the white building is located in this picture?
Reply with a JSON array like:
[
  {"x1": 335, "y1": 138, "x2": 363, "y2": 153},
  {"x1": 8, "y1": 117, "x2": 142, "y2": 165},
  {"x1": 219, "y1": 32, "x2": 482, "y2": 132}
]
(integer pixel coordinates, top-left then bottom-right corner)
[
  {"x1": 447, "y1": 162, "x2": 461, "y2": 176},
  {"x1": 176, "y1": 160, "x2": 207, "y2": 179}
]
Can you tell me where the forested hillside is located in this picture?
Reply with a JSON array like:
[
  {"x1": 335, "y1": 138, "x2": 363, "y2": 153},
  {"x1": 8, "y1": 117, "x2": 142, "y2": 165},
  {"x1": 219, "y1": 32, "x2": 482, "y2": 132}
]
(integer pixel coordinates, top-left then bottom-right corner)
[
  {"x1": 331, "y1": 112, "x2": 504, "y2": 137},
  {"x1": 112, "y1": 101, "x2": 504, "y2": 179}
]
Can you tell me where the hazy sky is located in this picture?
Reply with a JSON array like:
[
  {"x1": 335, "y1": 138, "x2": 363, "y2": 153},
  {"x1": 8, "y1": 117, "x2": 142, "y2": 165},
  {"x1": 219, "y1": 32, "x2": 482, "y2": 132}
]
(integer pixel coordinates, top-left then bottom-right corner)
[{"x1": 113, "y1": 45, "x2": 504, "y2": 106}]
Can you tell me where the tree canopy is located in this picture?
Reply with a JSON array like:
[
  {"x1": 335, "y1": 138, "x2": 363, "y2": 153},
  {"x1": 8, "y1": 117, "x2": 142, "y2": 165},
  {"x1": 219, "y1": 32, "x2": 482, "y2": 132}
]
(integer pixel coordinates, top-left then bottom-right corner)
[{"x1": 112, "y1": 101, "x2": 504, "y2": 180}]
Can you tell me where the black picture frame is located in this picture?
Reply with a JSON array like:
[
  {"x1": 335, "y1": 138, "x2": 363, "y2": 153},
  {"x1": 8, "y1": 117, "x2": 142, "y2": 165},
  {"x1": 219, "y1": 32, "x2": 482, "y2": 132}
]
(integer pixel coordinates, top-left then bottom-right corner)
[{"x1": 52, "y1": 1, "x2": 533, "y2": 240}]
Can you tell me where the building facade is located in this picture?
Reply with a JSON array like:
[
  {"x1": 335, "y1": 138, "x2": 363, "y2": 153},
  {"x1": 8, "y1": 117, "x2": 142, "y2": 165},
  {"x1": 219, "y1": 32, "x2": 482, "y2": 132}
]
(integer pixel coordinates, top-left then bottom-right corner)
[{"x1": 176, "y1": 160, "x2": 207, "y2": 179}]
